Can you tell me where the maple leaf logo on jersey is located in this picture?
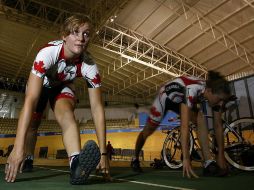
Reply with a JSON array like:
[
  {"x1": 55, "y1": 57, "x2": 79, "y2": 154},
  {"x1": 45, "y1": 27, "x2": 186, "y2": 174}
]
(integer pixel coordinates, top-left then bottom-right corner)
[
  {"x1": 57, "y1": 72, "x2": 67, "y2": 81},
  {"x1": 34, "y1": 61, "x2": 46, "y2": 74},
  {"x1": 92, "y1": 73, "x2": 101, "y2": 85},
  {"x1": 150, "y1": 106, "x2": 161, "y2": 117}
]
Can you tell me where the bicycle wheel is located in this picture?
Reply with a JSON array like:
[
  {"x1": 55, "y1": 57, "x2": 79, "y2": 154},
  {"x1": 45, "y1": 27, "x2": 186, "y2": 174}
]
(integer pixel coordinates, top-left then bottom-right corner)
[
  {"x1": 224, "y1": 117, "x2": 254, "y2": 171},
  {"x1": 162, "y1": 127, "x2": 193, "y2": 169}
]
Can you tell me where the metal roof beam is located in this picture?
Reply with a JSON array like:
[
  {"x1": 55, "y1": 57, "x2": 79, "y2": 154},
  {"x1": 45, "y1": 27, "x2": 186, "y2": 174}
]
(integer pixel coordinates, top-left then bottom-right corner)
[
  {"x1": 163, "y1": 0, "x2": 230, "y2": 45},
  {"x1": 176, "y1": 1, "x2": 254, "y2": 69},
  {"x1": 95, "y1": 23, "x2": 207, "y2": 79},
  {"x1": 200, "y1": 33, "x2": 254, "y2": 66},
  {"x1": 243, "y1": 0, "x2": 254, "y2": 9},
  {"x1": 0, "y1": 0, "x2": 129, "y2": 32}
]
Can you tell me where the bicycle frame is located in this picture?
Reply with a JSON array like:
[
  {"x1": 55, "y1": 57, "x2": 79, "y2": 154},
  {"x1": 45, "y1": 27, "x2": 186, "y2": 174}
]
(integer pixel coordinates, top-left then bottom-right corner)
[
  {"x1": 205, "y1": 115, "x2": 244, "y2": 144},
  {"x1": 162, "y1": 98, "x2": 254, "y2": 170}
]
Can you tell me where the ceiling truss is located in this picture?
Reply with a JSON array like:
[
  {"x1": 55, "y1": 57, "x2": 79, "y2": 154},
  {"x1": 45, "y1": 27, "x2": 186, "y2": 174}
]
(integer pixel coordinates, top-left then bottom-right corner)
[
  {"x1": 0, "y1": 0, "x2": 129, "y2": 33},
  {"x1": 175, "y1": 0, "x2": 254, "y2": 69},
  {"x1": 93, "y1": 22, "x2": 207, "y2": 97}
]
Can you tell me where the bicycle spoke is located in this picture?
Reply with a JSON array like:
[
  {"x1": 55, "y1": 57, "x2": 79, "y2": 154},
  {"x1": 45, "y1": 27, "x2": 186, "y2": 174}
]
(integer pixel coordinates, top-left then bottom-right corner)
[{"x1": 224, "y1": 118, "x2": 254, "y2": 171}]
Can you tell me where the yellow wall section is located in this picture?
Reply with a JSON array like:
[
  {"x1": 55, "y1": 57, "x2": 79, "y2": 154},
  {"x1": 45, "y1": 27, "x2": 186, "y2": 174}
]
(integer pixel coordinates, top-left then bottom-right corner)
[
  {"x1": 0, "y1": 138, "x2": 15, "y2": 150},
  {"x1": 0, "y1": 131, "x2": 168, "y2": 161}
]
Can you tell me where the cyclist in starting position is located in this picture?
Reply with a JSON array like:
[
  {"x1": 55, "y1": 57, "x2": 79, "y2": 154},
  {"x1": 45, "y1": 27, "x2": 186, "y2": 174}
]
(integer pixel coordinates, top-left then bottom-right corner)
[
  {"x1": 5, "y1": 14, "x2": 110, "y2": 184},
  {"x1": 131, "y1": 71, "x2": 231, "y2": 178}
]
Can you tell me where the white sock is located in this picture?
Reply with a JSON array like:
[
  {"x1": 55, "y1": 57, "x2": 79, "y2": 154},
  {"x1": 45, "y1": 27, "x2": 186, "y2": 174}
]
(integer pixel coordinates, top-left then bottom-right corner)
[
  {"x1": 69, "y1": 152, "x2": 80, "y2": 167},
  {"x1": 26, "y1": 155, "x2": 34, "y2": 160},
  {"x1": 204, "y1": 160, "x2": 215, "y2": 168}
]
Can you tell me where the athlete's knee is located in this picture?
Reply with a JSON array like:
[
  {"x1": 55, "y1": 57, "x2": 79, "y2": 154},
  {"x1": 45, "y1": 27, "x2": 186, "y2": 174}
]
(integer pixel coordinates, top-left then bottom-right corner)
[
  {"x1": 54, "y1": 99, "x2": 75, "y2": 119},
  {"x1": 140, "y1": 130, "x2": 153, "y2": 140},
  {"x1": 55, "y1": 111, "x2": 74, "y2": 124},
  {"x1": 141, "y1": 125, "x2": 158, "y2": 138},
  {"x1": 142, "y1": 118, "x2": 159, "y2": 137},
  {"x1": 55, "y1": 107, "x2": 76, "y2": 127}
]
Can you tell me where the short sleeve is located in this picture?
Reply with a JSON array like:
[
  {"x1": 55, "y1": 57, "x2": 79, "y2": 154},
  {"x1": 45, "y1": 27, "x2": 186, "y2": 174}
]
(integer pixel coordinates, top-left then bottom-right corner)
[
  {"x1": 81, "y1": 62, "x2": 101, "y2": 88},
  {"x1": 31, "y1": 44, "x2": 60, "y2": 78},
  {"x1": 185, "y1": 87, "x2": 197, "y2": 108}
]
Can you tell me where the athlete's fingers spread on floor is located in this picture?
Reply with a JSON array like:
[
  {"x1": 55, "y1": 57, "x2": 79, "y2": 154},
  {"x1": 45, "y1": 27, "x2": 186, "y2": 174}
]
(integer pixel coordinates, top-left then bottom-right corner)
[
  {"x1": 182, "y1": 167, "x2": 188, "y2": 178},
  {"x1": 183, "y1": 164, "x2": 191, "y2": 178},
  {"x1": 190, "y1": 169, "x2": 199, "y2": 178},
  {"x1": 11, "y1": 163, "x2": 19, "y2": 182},
  {"x1": 5, "y1": 163, "x2": 12, "y2": 182},
  {"x1": 183, "y1": 166, "x2": 198, "y2": 178},
  {"x1": 5, "y1": 163, "x2": 18, "y2": 182},
  {"x1": 5, "y1": 163, "x2": 9, "y2": 174},
  {"x1": 19, "y1": 160, "x2": 24, "y2": 173},
  {"x1": 102, "y1": 173, "x2": 113, "y2": 182},
  {"x1": 186, "y1": 170, "x2": 191, "y2": 178},
  {"x1": 5, "y1": 163, "x2": 11, "y2": 182}
]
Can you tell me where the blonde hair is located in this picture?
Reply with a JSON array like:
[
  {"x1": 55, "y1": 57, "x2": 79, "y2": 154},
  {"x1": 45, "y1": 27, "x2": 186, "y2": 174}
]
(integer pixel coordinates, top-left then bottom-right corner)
[{"x1": 60, "y1": 14, "x2": 93, "y2": 37}]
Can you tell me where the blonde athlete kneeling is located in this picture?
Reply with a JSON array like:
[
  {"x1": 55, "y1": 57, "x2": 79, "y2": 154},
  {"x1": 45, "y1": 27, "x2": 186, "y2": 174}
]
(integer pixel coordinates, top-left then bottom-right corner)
[{"x1": 5, "y1": 14, "x2": 110, "y2": 184}]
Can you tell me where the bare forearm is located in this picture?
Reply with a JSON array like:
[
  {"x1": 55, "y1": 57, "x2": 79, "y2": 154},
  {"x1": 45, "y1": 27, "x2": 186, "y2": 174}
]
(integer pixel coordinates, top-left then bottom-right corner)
[
  {"x1": 14, "y1": 73, "x2": 42, "y2": 151},
  {"x1": 214, "y1": 124, "x2": 224, "y2": 155},
  {"x1": 181, "y1": 125, "x2": 190, "y2": 160},
  {"x1": 180, "y1": 104, "x2": 191, "y2": 161},
  {"x1": 213, "y1": 112, "x2": 224, "y2": 155},
  {"x1": 14, "y1": 101, "x2": 34, "y2": 150},
  {"x1": 88, "y1": 88, "x2": 107, "y2": 154}
]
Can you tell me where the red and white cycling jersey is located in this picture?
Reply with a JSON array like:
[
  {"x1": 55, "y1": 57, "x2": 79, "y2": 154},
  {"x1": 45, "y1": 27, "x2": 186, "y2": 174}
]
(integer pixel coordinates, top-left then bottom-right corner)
[
  {"x1": 31, "y1": 40, "x2": 101, "y2": 88},
  {"x1": 148, "y1": 76, "x2": 205, "y2": 125}
]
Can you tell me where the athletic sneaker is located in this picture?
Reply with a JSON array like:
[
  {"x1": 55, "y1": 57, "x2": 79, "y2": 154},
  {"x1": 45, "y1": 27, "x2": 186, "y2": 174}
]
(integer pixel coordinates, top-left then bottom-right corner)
[
  {"x1": 131, "y1": 158, "x2": 143, "y2": 172},
  {"x1": 22, "y1": 158, "x2": 33, "y2": 172},
  {"x1": 70, "y1": 140, "x2": 101, "y2": 185},
  {"x1": 203, "y1": 161, "x2": 228, "y2": 177}
]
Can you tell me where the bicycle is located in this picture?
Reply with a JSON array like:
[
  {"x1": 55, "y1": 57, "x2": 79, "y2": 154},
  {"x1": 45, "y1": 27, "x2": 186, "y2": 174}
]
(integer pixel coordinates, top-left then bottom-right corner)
[{"x1": 162, "y1": 98, "x2": 254, "y2": 171}]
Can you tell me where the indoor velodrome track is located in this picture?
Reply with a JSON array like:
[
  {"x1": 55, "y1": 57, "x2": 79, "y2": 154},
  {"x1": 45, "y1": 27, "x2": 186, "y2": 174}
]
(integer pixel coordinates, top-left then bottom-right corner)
[{"x1": 1, "y1": 165, "x2": 254, "y2": 190}]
